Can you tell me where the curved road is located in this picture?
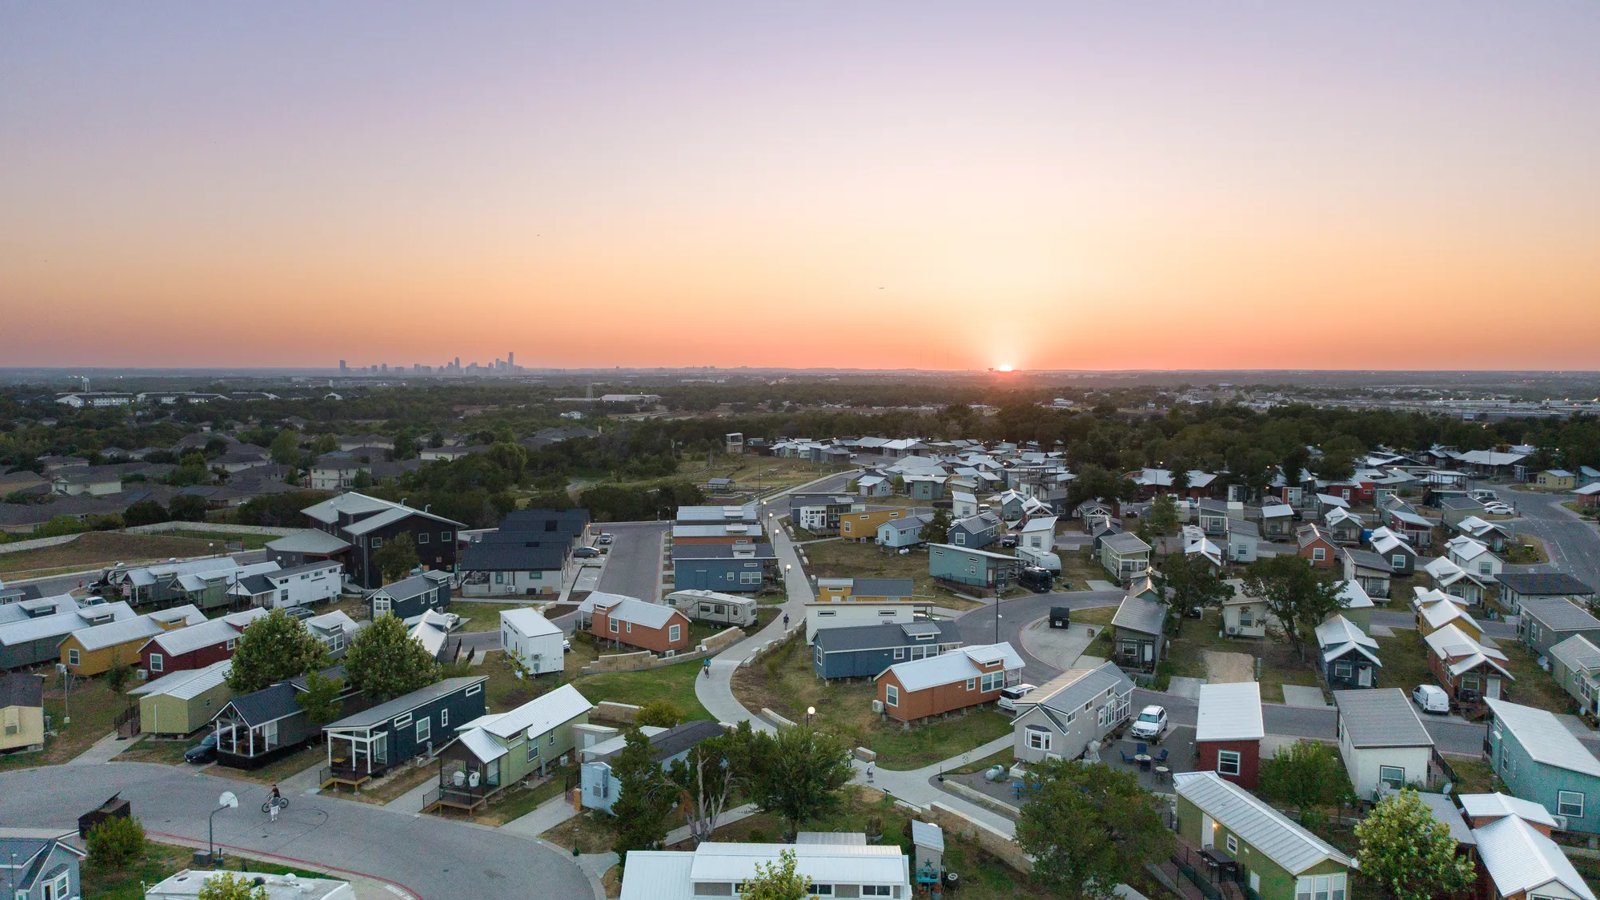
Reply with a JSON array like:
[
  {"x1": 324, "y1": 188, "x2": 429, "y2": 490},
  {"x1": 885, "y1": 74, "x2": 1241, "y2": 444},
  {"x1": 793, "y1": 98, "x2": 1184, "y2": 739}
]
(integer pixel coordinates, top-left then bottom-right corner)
[
  {"x1": 1499, "y1": 487, "x2": 1600, "y2": 591},
  {"x1": 0, "y1": 761, "x2": 593, "y2": 900}
]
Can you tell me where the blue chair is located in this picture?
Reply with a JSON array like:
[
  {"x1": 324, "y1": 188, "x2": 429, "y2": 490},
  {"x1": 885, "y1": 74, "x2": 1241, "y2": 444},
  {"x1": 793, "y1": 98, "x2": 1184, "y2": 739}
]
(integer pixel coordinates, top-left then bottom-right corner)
[
  {"x1": 1119, "y1": 750, "x2": 1135, "y2": 764},
  {"x1": 1156, "y1": 748, "x2": 1170, "y2": 764},
  {"x1": 1135, "y1": 742, "x2": 1148, "y2": 756}
]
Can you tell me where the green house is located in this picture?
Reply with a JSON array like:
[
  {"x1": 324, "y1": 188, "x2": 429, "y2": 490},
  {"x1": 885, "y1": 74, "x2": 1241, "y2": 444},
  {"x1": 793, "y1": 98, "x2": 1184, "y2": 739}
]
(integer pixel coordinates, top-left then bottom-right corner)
[
  {"x1": 427, "y1": 683, "x2": 593, "y2": 814},
  {"x1": 1174, "y1": 771, "x2": 1353, "y2": 899}
]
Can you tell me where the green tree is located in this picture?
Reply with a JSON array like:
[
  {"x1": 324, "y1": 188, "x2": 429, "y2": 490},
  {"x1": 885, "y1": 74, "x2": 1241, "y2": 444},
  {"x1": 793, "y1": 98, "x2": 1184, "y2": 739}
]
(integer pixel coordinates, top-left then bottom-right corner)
[
  {"x1": 1259, "y1": 741, "x2": 1350, "y2": 825},
  {"x1": 169, "y1": 493, "x2": 209, "y2": 522},
  {"x1": 123, "y1": 499, "x2": 170, "y2": 527},
  {"x1": 636, "y1": 699, "x2": 684, "y2": 728},
  {"x1": 35, "y1": 515, "x2": 87, "y2": 538},
  {"x1": 1140, "y1": 494, "x2": 1179, "y2": 542},
  {"x1": 198, "y1": 872, "x2": 270, "y2": 900},
  {"x1": 922, "y1": 508, "x2": 952, "y2": 545},
  {"x1": 227, "y1": 609, "x2": 330, "y2": 694},
  {"x1": 747, "y1": 726, "x2": 853, "y2": 835},
  {"x1": 1355, "y1": 790, "x2": 1476, "y2": 900},
  {"x1": 87, "y1": 814, "x2": 146, "y2": 870},
  {"x1": 1281, "y1": 445, "x2": 1311, "y2": 485},
  {"x1": 1016, "y1": 761, "x2": 1173, "y2": 899},
  {"x1": 105, "y1": 654, "x2": 135, "y2": 693},
  {"x1": 1156, "y1": 552, "x2": 1232, "y2": 632},
  {"x1": 667, "y1": 721, "x2": 761, "y2": 844},
  {"x1": 269, "y1": 429, "x2": 301, "y2": 466},
  {"x1": 297, "y1": 669, "x2": 346, "y2": 730},
  {"x1": 351, "y1": 468, "x2": 374, "y2": 490},
  {"x1": 343, "y1": 612, "x2": 440, "y2": 702},
  {"x1": 740, "y1": 849, "x2": 811, "y2": 900},
  {"x1": 1242, "y1": 554, "x2": 1343, "y2": 660},
  {"x1": 611, "y1": 729, "x2": 678, "y2": 856},
  {"x1": 373, "y1": 533, "x2": 420, "y2": 583}
]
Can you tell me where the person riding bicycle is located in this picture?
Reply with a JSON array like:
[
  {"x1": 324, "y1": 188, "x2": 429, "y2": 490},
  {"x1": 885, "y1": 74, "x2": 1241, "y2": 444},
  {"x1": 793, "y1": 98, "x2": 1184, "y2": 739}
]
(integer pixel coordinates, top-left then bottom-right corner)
[
  {"x1": 268, "y1": 784, "x2": 283, "y2": 821},
  {"x1": 270, "y1": 784, "x2": 282, "y2": 805}
]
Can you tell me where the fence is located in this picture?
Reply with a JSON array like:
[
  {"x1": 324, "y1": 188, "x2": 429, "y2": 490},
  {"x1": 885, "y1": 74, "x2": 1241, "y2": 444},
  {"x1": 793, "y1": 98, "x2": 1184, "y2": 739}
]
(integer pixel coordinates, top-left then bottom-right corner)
[
  {"x1": 113, "y1": 704, "x2": 141, "y2": 739},
  {"x1": 0, "y1": 534, "x2": 81, "y2": 556},
  {"x1": 924, "y1": 802, "x2": 1032, "y2": 874},
  {"x1": 125, "y1": 522, "x2": 302, "y2": 537}
]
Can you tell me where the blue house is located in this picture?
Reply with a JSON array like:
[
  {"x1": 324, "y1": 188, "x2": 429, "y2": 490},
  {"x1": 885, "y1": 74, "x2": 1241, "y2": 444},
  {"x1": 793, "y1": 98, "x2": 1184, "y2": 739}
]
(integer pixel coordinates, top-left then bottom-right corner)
[
  {"x1": 0, "y1": 833, "x2": 85, "y2": 900},
  {"x1": 928, "y1": 543, "x2": 1021, "y2": 592},
  {"x1": 947, "y1": 513, "x2": 1000, "y2": 550},
  {"x1": 368, "y1": 570, "x2": 452, "y2": 621},
  {"x1": 812, "y1": 620, "x2": 963, "y2": 680},
  {"x1": 581, "y1": 720, "x2": 725, "y2": 814},
  {"x1": 322, "y1": 676, "x2": 487, "y2": 790},
  {"x1": 876, "y1": 514, "x2": 930, "y2": 549},
  {"x1": 1485, "y1": 697, "x2": 1600, "y2": 834},
  {"x1": 671, "y1": 542, "x2": 777, "y2": 592}
]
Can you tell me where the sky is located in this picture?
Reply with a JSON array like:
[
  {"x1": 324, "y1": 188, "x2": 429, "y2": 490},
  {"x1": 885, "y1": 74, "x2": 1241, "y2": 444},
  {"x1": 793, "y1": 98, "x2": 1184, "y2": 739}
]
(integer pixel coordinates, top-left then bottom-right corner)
[{"x1": 3, "y1": 2, "x2": 1599, "y2": 371}]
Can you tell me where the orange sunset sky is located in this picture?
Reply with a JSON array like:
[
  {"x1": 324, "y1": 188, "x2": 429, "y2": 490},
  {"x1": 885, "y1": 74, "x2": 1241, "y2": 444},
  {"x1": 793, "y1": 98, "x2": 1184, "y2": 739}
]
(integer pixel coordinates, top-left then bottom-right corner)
[{"x1": 3, "y1": 2, "x2": 1599, "y2": 371}]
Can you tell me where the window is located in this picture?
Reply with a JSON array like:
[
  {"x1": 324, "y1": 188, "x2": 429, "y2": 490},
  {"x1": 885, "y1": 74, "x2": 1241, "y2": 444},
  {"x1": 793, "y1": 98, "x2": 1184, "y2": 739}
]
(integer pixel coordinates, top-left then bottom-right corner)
[
  {"x1": 394, "y1": 713, "x2": 413, "y2": 727},
  {"x1": 441, "y1": 531, "x2": 452, "y2": 542},
  {"x1": 526, "y1": 741, "x2": 540, "y2": 764},
  {"x1": 226, "y1": 638, "x2": 237, "y2": 651},
  {"x1": 1294, "y1": 873, "x2": 1346, "y2": 900},
  {"x1": 1026, "y1": 726, "x2": 1051, "y2": 751},
  {"x1": 885, "y1": 685, "x2": 899, "y2": 707},
  {"x1": 863, "y1": 887, "x2": 892, "y2": 897},
  {"x1": 609, "y1": 618, "x2": 620, "y2": 634},
  {"x1": 1391, "y1": 553, "x2": 1406, "y2": 569},
  {"x1": 1333, "y1": 661, "x2": 1352, "y2": 678},
  {"x1": 626, "y1": 622, "x2": 633, "y2": 633},
  {"x1": 494, "y1": 572, "x2": 505, "y2": 585},
  {"x1": 966, "y1": 677, "x2": 976, "y2": 691},
  {"x1": 1217, "y1": 750, "x2": 1241, "y2": 777},
  {"x1": 440, "y1": 709, "x2": 449, "y2": 728},
  {"x1": 373, "y1": 596, "x2": 391, "y2": 616},
  {"x1": 371, "y1": 537, "x2": 383, "y2": 549},
  {"x1": 980, "y1": 671, "x2": 1004, "y2": 692},
  {"x1": 418, "y1": 532, "x2": 429, "y2": 544},
  {"x1": 1225, "y1": 835, "x2": 1238, "y2": 855},
  {"x1": 1378, "y1": 765, "x2": 1405, "y2": 790},
  {"x1": 668, "y1": 624, "x2": 681, "y2": 643},
  {"x1": 1559, "y1": 790, "x2": 1585, "y2": 818},
  {"x1": 149, "y1": 653, "x2": 163, "y2": 673},
  {"x1": 1312, "y1": 547, "x2": 1326, "y2": 561},
  {"x1": 817, "y1": 609, "x2": 836, "y2": 617},
  {"x1": 68, "y1": 648, "x2": 79, "y2": 666},
  {"x1": 416, "y1": 717, "x2": 431, "y2": 743},
  {"x1": 894, "y1": 648, "x2": 906, "y2": 661}
]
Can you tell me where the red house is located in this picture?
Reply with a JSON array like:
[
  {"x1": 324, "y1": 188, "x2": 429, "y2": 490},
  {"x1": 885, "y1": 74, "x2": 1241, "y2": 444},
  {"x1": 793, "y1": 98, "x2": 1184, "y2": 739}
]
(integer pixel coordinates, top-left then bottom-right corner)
[
  {"x1": 1195, "y1": 682, "x2": 1263, "y2": 789},
  {"x1": 139, "y1": 608, "x2": 266, "y2": 677},
  {"x1": 586, "y1": 593, "x2": 691, "y2": 655},
  {"x1": 1296, "y1": 524, "x2": 1340, "y2": 570}
]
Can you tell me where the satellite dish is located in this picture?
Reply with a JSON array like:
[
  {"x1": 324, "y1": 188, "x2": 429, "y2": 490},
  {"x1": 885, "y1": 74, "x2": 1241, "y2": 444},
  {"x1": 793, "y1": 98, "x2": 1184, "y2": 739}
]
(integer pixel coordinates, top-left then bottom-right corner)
[{"x1": 218, "y1": 791, "x2": 238, "y2": 809}]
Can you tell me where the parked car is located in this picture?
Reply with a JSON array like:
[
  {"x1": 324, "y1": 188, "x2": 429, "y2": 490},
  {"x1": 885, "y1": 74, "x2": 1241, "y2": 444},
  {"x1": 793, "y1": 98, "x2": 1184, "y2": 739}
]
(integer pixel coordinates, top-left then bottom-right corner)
[
  {"x1": 997, "y1": 684, "x2": 1038, "y2": 713},
  {"x1": 596, "y1": 533, "x2": 614, "y2": 545},
  {"x1": 999, "y1": 535, "x2": 1019, "y2": 549},
  {"x1": 1412, "y1": 684, "x2": 1450, "y2": 714},
  {"x1": 184, "y1": 733, "x2": 219, "y2": 764},
  {"x1": 285, "y1": 606, "x2": 315, "y2": 620},
  {"x1": 1470, "y1": 489, "x2": 1499, "y2": 503},
  {"x1": 1018, "y1": 566, "x2": 1053, "y2": 593},
  {"x1": 574, "y1": 547, "x2": 601, "y2": 559},
  {"x1": 1129, "y1": 705, "x2": 1168, "y2": 741}
]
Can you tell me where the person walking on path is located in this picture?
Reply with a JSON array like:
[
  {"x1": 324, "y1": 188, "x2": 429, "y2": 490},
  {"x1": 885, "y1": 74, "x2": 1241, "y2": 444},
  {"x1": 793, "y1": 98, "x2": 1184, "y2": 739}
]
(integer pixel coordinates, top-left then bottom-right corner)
[{"x1": 865, "y1": 761, "x2": 874, "y2": 783}]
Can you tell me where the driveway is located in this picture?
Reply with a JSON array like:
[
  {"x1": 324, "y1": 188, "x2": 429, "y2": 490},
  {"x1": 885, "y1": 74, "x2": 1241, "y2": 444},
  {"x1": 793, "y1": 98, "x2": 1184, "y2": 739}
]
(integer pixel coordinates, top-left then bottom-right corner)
[
  {"x1": 595, "y1": 522, "x2": 669, "y2": 600},
  {"x1": 0, "y1": 761, "x2": 594, "y2": 900},
  {"x1": 953, "y1": 590, "x2": 1123, "y2": 684},
  {"x1": 1499, "y1": 487, "x2": 1600, "y2": 591}
]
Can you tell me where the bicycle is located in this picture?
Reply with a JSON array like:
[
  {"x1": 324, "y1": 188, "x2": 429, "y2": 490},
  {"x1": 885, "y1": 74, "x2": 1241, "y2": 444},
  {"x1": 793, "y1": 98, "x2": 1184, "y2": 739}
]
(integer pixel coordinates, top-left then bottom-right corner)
[{"x1": 262, "y1": 796, "x2": 289, "y2": 815}]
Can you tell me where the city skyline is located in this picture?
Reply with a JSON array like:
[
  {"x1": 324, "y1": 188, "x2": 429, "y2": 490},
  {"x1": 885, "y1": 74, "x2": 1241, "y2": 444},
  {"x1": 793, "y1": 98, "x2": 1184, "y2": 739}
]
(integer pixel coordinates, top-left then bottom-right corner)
[{"x1": 4, "y1": 2, "x2": 1599, "y2": 371}]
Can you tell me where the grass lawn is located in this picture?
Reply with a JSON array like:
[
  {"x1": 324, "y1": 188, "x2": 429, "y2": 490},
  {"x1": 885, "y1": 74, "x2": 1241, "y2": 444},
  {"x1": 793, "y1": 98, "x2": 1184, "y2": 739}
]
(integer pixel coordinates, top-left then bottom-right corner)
[
  {"x1": 208, "y1": 744, "x2": 325, "y2": 785},
  {"x1": 1448, "y1": 756, "x2": 1496, "y2": 791},
  {"x1": 450, "y1": 599, "x2": 528, "y2": 633},
  {"x1": 1162, "y1": 610, "x2": 1321, "y2": 701},
  {"x1": 162, "y1": 529, "x2": 277, "y2": 550},
  {"x1": 340, "y1": 757, "x2": 438, "y2": 804},
  {"x1": 572, "y1": 658, "x2": 715, "y2": 721},
  {"x1": 473, "y1": 764, "x2": 576, "y2": 825},
  {"x1": 1499, "y1": 639, "x2": 1578, "y2": 715},
  {"x1": 1503, "y1": 535, "x2": 1548, "y2": 565},
  {"x1": 0, "y1": 531, "x2": 228, "y2": 579},
  {"x1": 1071, "y1": 606, "x2": 1117, "y2": 628},
  {"x1": 1058, "y1": 548, "x2": 1107, "y2": 591},
  {"x1": 730, "y1": 635, "x2": 1013, "y2": 770},
  {"x1": 945, "y1": 747, "x2": 1013, "y2": 776},
  {"x1": 1375, "y1": 630, "x2": 1434, "y2": 697},
  {"x1": 803, "y1": 540, "x2": 946, "y2": 600},
  {"x1": 116, "y1": 735, "x2": 196, "y2": 766},
  {"x1": 81, "y1": 841, "x2": 326, "y2": 900},
  {"x1": 0, "y1": 676, "x2": 131, "y2": 772},
  {"x1": 542, "y1": 811, "x2": 616, "y2": 854}
]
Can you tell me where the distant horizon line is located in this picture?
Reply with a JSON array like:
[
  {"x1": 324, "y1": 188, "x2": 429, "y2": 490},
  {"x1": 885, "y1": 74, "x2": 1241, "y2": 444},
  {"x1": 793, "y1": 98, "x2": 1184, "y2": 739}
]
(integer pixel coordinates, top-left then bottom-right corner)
[{"x1": 4, "y1": 366, "x2": 1600, "y2": 376}]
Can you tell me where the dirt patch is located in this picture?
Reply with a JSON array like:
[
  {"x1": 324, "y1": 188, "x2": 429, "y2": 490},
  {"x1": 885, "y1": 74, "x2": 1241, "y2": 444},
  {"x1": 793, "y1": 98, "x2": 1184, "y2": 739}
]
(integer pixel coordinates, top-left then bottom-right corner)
[
  {"x1": 1202, "y1": 650, "x2": 1255, "y2": 684},
  {"x1": 0, "y1": 531, "x2": 226, "y2": 579}
]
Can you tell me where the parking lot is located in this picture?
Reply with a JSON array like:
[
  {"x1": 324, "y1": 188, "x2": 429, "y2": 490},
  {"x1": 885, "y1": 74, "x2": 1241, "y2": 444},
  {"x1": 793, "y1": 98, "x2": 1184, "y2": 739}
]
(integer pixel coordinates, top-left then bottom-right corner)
[{"x1": 593, "y1": 521, "x2": 669, "y2": 600}]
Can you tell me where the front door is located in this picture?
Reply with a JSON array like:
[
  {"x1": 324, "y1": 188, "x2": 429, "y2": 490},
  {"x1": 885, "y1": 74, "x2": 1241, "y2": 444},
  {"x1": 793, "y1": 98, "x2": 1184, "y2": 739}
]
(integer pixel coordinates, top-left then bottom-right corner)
[
  {"x1": 1200, "y1": 814, "x2": 1215, "y2": 849},
  {"x1": 1357, "y1": 666, "x2": 1372, "y2": 688},
  {"x1": 1487, "y1": 676, "x2": 1502, "y2": 699},
  {"x1": 1248, "y1": 871, "x2": 1261, "y2": 893}
]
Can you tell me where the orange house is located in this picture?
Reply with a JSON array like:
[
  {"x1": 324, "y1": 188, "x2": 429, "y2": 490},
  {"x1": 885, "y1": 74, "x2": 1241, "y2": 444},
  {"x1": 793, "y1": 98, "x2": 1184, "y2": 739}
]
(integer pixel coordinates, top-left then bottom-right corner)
[
  {"x1": 588, "y1": 594, "x2": 691, "y2": 655},
  {"x1": 1296, "y1": 524, "x2": 1340, "y2": 569},
  {"x1": 839, "y1": 509, "x2": 907, "y2": 542},
  {"x1": 875, "y1": 643, "x2": 1022, "y2": 723}
]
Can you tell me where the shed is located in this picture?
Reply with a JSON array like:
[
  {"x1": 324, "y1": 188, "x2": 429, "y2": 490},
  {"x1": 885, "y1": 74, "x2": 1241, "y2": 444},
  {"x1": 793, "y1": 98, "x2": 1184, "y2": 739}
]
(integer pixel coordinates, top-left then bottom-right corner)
[
  {"x1": 910, "y1": 820, "x2": 944, "y2": 886},
  {"x1": 1196, "y1": 681, "x2": 1264, "y2": 788},
  {"x1": 130, "y1": 659, "x2": 234, "y2": 736}
]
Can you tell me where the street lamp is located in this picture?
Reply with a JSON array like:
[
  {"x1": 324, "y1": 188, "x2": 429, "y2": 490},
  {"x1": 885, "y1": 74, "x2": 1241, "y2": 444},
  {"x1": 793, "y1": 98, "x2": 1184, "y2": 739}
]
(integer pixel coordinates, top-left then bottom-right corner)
[
  {"x1": 208, "y1": 791, "x2": 238, "y2": 866},
  {"x1": 806, "y1": 706, "x2": 815, "y2": 728}
]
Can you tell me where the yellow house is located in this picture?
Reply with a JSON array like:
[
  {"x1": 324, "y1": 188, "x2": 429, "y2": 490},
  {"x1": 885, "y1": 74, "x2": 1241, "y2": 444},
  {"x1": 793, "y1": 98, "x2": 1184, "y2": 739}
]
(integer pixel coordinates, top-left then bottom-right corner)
[
  {"x1": 815, "y1": 577, "x2": 917, "y2": 603},
  {"x1": 1414, "y1": 592, "x2": 1483, "y2": 641},
  {"x1": 838, "y1": 509, "x2": 907, "y2": 542},
  {"x1": 1, "y1": 673, "x2": 45, "y2": 753},
  {"x1": 1536, "y1": 470, "x2": 1577, "y2": 490},
  {"x1": 60, "y1": 605, "x2": 204, "y2": 677}
]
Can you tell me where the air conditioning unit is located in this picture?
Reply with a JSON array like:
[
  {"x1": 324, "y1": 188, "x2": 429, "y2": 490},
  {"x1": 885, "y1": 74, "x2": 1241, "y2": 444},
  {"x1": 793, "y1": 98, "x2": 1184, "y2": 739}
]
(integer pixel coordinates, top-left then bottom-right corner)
[
  {"x1": 871, "y1": 700, "x2": 884, "y2": 714},
  {"x1": 1226, "y1": 627, "x2": 1239, "y2": 636},
  {"x1": 1553, "y1": 815, "x2": 1568, "y2": 831},
  {"x1": 136, "y1": 669, "x2": 148, "y2": 681}
]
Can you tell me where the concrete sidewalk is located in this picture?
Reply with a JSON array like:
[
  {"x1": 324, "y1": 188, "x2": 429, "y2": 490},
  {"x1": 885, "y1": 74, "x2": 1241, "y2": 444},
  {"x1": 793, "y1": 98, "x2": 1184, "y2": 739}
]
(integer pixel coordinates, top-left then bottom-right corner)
[
  {"x1": 501, "y1": 794, "x2": 578, "y2": 837},
  {"x1": 70, "y1": 730, "x2": 131, "y2": 766},
  {"x1": 664, "y1": 803, "x2": 760, "y2": 845},
  {"x1": 856, "y1": 735, "x2": 1019, "y2": 837}
]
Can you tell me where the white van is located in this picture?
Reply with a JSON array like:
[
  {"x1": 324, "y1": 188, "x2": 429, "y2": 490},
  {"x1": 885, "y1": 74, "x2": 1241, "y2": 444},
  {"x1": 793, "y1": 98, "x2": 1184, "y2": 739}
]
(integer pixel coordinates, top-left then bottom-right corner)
[
  {"x1": 997, "y1": 684, "x2": 1038, "y2": 713},
  {"x1": 1412, "y1": 684, "x2": 1450, "y2": 714}
]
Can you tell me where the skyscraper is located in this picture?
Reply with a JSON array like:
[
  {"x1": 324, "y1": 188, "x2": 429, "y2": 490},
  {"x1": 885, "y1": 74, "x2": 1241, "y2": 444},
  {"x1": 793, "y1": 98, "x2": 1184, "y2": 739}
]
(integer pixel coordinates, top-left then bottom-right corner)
[{"x1": 508, "y1": 351, "x2": 515, "y2": 369}]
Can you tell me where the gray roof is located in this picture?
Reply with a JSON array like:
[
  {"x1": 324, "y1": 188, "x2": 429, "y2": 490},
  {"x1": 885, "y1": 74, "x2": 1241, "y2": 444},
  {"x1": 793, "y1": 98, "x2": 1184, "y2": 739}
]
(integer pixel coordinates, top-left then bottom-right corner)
[
  {"x1": 1549, "y1": 634, "x2": 1600, "y2": 674},
  {"x1": 1174, "y1": 772, "x2": 1351, "y2": 874},
  {"x1": 646, "y1": 720, "x2": 725, "y2": 763},
  {"x1": 813, "y1": 620, "x2": 961, "y2": 654},
  {"x1": 851, "y1": 578, "x2": 915, "y2": 598},
  {"x1": 1034, "y1": 662, "x2": 1134, "y2": 728},
  {"x1": 1101, "y1": 532, "x2": 1151, "y2": 554},
  {"x1": 1414, "y1": 792, "x2": 1476, "y2": 846},
  {"x1": 1334, "y1": 688, "x2": 1434, "y2": 748},
  {"x1": 1497, "y1": 571, "x2": 1596, "y2": 596},
  {"x1": 1519, "y1": 597, "x2": 1600, "y2": 633},
  {"x1": 879, "y1": 514, "x2": 931, "y2": 533},
  {"x1": 0, "y1": 672, "x2": 44, "y2": 708},
  {"x1": 1228, "y1": 520, "x2": 1260, "y2": 539},
  {"x1": 222, "y1": 682, "x2": 303, "y2": 728},
  {"x1": 372, "y1": 571, "x2": 451, "y2": 602},
  {"x1": 1487, "y1": 698, "x2": 1600, "y2": 778},
  {"x1": 265, "y1": 529, "x2": 352, "y2": 555},
  {"x1": 1111, "y1": 594, "x2": 1167, "y2": 636},
  {"x1": 1343, "y1": 548, "x2": 1391, "y2": 572},
  {"x1": 459, "y1": 540, "x2": 566, "y2": 573},
  {"x1": 670, "y1": 542, "x2": 777, "y2": 561},
  {"x1": 326, "y1": 676, "x2": 487, "y2": 730}
]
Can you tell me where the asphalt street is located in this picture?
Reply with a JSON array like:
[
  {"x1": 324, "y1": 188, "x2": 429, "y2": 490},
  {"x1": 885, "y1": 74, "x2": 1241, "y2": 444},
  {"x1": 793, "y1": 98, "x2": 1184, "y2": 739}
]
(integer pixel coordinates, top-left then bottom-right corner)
[
  {"x1": 1500, "y1": 487, "x2": 1600, "y2": 591},
  {"x1": 594, "y1": 521, "x2": 669, "y2": 600},
  {"x1": 953, "y1": 589, "x2": 1122, "y2": 684},
  {"x1": 0, "y1": 761, "x2": 594, "y2": 900}
]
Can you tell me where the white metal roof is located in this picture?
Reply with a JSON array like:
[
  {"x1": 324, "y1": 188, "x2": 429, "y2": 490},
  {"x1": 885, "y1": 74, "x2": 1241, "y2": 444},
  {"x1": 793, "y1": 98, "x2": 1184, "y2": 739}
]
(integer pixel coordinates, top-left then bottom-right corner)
[
  {"x1": 456, "y1": 727, "x2": 508, "y2": 764},
  {"x1": 468, "y1": 683, "x2": 592, "y2": 742},
  {"x1": 0, "y1": 601, "x2": 136, "y2": 647},
  {"x1": 1487, "y1": 698, "x2": 1600, "y2": 778},
  {"x1": 1195, "y1": 681, "x2": 1264, "y2": 742},
  {"x1": 1414, "y1": 791, "x2": 1475, "y2": 846},
  {"x1": 686, "y1": 840, "x2": 908, "y2": 885},
  {"x1": 1334, "y1": 688, "x2": 1433, "y2": 748},
  {"x1": 881, "y1": 642, "x2": 1022, "y2": 692},
  {"x1": 1174, "y1": 772, "x2": 1350, "y2": 874},
  {"x1": 1460, "y1": 792, "x2": 1560, "y2": 828},
  {"x1": 72, "y1": 605, "x2": 204, "y2": 651},
  {"x1": 124, "y1": 556, "x2": 240, "y2": 588},
  {"x1": 1474, "y1": 813, "x2": 1596, "y2": 900},
  {"x1": 129, "y1": 659, "x2": 232, "y2": 700},
  {"x1": 1315, "y1": 615, "x2": 1380, "y2": 666},
  {"x1": 592, "y1": 594, "x2": 681, "y2": 630},
  {"x1": 910, "y1": 821, "x2": 944, "y2": 852},
  {"x1": 499, "y1": 607, "x2": 561, "y2": 638},
  {"x1": 1335, "y1": 579, "x2": 1373, "y2": 610},
  {"x1": 147, "y1": 608, "x2": 266, "y2": 656},
  {"x1": 616, "y1": 852, "x2": 695, "y2": 900}
]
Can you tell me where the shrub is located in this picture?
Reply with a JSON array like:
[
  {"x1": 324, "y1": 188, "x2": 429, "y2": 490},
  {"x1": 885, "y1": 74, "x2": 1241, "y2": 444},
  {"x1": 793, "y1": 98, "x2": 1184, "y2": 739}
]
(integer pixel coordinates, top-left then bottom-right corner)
[{"x1": 87, "y1": 815, "x2": 145, "y2": 870}]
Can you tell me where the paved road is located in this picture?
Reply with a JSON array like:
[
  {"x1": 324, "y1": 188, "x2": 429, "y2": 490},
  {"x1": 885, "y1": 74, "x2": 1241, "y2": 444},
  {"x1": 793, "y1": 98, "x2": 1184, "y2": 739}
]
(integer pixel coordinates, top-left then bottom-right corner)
[
  {"x1": 594, "y1": 522, "x2": 669, "y2": 600},
  {"x1": 14, "y1": 550, "x2": 270, "y2": 597},
  {"x1": 952, "y1": 590, "x2": 1123, "y2": 684},
  {"x1": 0, "y1": 761, "x2": 594, "y2": 900},
  {"x1": 1500, "y1": 487, "x2": 1600, "y2": 591}
]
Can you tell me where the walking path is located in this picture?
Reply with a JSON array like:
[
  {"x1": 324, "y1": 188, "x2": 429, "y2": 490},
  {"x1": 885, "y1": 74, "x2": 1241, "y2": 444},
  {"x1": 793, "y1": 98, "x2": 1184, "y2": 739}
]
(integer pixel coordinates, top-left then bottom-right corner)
[
  {"x1": 501, "y1": 794, "x2": 579, "y2": 837},
  {"x1": 68, "y1": 730, "x2": 130, "y2": 766}
]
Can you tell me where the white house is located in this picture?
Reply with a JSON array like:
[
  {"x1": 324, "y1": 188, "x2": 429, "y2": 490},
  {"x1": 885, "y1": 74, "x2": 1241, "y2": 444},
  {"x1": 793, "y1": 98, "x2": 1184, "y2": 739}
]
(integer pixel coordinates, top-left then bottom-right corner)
[
  {"x1": 227, "y1": 561, "x2": 343, "y2": 610},
  {"x1": 619, "y1": 837, "x2": 910, "y2": 900},
  {"x1": 1018, "y1": 515, "x2": 1058, "y2": 553},
  {"x1": 1446, "y1": 535, "x2": 1503, "y2": 580},
  {"x1": 805, "y1": 601, "x2": 924, "y2": 644},
  {"x1": 1334, "y1": 688, "x2": 1435, "y2": 800},
  {"x1": 500, "y1": 607, "x2": 565, "y2": 676},
  {"x1": 1221, "y1": 581, "x2": 1270, "y2": 638}
]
